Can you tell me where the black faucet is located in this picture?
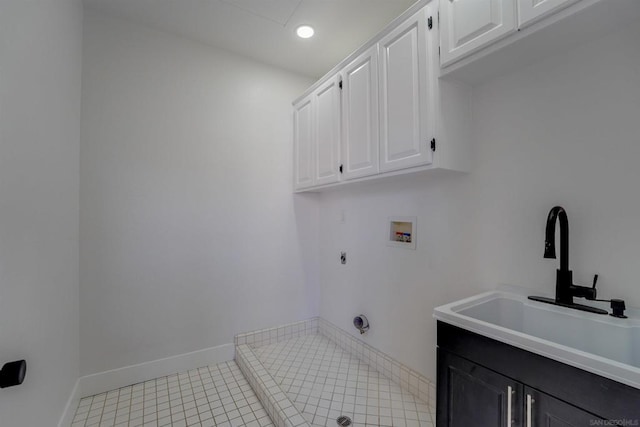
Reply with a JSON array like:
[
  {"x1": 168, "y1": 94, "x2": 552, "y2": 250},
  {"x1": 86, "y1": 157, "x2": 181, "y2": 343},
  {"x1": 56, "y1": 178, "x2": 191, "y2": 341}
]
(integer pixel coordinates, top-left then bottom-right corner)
[
  {"x1": 544, "y1": 206, "x2": 600, "y2": 304},
  {"x1": 529, "y1": 206, "x2": 608, "y2": 315}
]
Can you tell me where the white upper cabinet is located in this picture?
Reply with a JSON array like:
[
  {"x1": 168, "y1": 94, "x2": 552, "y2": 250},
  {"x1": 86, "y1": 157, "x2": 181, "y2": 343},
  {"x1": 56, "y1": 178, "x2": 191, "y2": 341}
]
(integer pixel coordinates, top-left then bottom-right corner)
[
  {"x1": 341, "y1": 45, "x2": 379, "y2": 180},
  {"x1": 440, "y1": 0, "x2": 516, "y2": 67},
  {"x1": 292, "y1": 0, "x2": 473, "y2": 192},
  {"x1": 518, "y1": 0, "x2": 577, "y2": 28},
  {"x1": 293, "y1": 95, "x2": 314, "y2": 190},
  {"x1": 378, "y1": 5, "x2": 435, "y2": 173},
  {"x1": 293, "y1": 75, "x2": 342, "y2": 190},
  {"x1": 313, "y1": 76, "x2": 342, "y2": 186}
]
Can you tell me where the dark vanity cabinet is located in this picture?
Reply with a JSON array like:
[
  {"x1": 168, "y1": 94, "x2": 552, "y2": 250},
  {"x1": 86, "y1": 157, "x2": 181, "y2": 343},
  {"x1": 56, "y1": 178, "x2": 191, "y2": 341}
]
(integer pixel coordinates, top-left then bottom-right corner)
[
  {"x1": 439, "y1": 350, "x2": 523, "y2": 426},
  {"x1": 436, "y1": 322, "x2": 640, "y2": 427},
  {"x1": 524, "y1": 387, "x2": 602, "y2": 426}
]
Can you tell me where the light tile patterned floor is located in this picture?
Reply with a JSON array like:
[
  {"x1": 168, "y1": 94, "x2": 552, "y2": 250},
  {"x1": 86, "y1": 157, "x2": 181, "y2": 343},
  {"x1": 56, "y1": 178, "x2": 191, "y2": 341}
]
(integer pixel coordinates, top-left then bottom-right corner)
[
  {"x1": 71, "y1": 361, "x2": 275, "y2": 427},
  {"x1": 253, "y1": 335, "x2": 434, "y2": 427}
]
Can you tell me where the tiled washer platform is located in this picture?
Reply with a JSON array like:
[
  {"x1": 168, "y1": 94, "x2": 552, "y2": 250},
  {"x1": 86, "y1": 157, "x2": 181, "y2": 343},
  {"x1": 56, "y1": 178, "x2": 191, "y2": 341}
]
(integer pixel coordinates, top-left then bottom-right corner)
[
  {"x1": 253, "y1": 335, "x2": 434, "y2": 427},
  {"x1": 71, "y1": 361, "x2": 275, "y2": 427}
]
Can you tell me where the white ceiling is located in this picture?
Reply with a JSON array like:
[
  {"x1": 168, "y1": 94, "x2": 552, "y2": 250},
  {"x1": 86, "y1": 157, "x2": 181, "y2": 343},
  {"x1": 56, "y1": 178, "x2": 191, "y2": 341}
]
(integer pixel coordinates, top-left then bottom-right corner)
[{"x1": 83, "y1": 0, "x2": 417, "y2": 78}]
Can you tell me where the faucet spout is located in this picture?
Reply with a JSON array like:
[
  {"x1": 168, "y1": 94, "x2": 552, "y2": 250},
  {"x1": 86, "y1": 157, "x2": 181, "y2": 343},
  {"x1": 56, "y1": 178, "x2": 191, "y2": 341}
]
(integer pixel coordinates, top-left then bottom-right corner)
[
  {"x1": 528, "y1": 206, "x2": 609, "y2": 315},
  {"x1": 545, "y1": 206, "x2": 569, "y2": 271},
  {"x1": 545, "y1": 206, "x2": 574, "y2": 304}
]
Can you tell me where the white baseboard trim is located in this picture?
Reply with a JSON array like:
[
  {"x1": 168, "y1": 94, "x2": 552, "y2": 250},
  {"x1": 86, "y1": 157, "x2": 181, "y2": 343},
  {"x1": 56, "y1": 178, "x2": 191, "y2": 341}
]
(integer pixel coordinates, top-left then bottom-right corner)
[
  {"x1": 58, "y1": 343, "x2": 234, "y2": 426},
  {"x1": 79, "y1": 343, "x2": 234, "y2": 398},
  {"x1": 58, "y1": 379, "x2": 81, "y2": 427}
]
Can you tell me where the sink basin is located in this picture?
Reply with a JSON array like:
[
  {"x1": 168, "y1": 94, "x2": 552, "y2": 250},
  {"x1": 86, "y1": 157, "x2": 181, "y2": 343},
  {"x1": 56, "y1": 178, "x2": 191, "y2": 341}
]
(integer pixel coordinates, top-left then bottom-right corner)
[{"x1": 434, "y1": 290, "x2": 640, "y2": 389}]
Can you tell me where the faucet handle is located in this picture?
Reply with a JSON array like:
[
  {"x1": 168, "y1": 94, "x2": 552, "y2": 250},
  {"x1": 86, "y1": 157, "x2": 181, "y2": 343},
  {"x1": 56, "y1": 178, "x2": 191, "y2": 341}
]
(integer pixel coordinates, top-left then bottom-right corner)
[
  {"x1": 573, "y1": 274, "x2": 599, "y2": 300},
  {"x1": 586, "y1": 274, "x2": 599, "y2": 300}
]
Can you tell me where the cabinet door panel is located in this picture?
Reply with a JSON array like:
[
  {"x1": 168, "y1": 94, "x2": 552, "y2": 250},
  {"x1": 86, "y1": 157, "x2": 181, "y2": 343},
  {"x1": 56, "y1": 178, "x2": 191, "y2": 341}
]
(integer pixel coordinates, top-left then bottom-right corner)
[
  {"x1": 441, "y1": 0, "x2": 516, "y2": 67},
  {"x1": 518, "y1": 0, "x2": 577, "y2": 28},
  {"x1": 342, "y1": 45, "x2": 379, "y2": 180},
  {"x1": 437, "y1": 350, "x2": 523, "y2": 427},
  {"x1": 379, "y1": 5, "x2": 434, "y2": 173},
  {"x1": 314, "y1": 77, "x2": 341, "y2": 186},
  {"x1": 293, "y1": 96, "x2": 314, "y2": 190},
  {"x1": 525, "y1": 387, "x2": 604, "y2": 427}
]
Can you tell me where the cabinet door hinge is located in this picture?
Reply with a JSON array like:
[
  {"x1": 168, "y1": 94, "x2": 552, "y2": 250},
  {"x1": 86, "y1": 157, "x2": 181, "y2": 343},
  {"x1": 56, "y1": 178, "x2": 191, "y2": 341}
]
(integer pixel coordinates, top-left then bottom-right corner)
[
  {"x1": 430, "y1": 138, "x2": 436, "y2": 152},
  {"x1": 339, "y1": 164, "x2": 343, "y2": 173},
  {"x1": 427, "y1": 16, "x2": 433, "y2": 30}
]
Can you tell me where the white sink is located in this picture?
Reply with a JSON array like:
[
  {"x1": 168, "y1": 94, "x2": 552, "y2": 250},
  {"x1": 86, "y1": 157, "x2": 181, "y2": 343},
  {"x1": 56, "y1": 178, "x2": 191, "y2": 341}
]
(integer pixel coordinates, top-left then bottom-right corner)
[{"x1": 434, "y1": 290, "x2": 640, "y2": 389}]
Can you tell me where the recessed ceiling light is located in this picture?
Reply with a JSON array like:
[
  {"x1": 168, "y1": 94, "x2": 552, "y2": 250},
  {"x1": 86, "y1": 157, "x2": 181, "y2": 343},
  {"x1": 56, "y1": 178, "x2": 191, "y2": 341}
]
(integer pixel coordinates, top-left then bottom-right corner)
[{"x1": 296, "y1": 25, "x2": 314, "y2": 39}]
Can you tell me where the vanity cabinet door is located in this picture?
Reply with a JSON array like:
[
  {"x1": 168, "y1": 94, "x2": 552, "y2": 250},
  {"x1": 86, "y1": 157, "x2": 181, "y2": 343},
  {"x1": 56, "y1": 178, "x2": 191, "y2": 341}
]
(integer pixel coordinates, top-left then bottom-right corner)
[
  {"x1": 524, "y1": 387, "x2": 604, "y2": 427},
  {"x1": 440, "y1": 0, "x2": 517, "y2": 67},
  {"x1": 437, "y1": 349, "x2": 523, "y2": 427}
]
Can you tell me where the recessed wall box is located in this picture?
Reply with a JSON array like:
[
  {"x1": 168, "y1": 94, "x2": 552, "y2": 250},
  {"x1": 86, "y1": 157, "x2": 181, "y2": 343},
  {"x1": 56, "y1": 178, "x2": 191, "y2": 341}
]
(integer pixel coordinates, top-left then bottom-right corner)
[{"x1": 387, "y1": 216, "x2": 416, "y2": 250}]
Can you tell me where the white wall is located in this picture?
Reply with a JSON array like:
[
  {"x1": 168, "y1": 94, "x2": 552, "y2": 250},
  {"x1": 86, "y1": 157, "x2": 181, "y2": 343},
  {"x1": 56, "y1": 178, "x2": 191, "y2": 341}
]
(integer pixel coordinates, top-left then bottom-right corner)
[
  {"x1": 0, "y1": 0, "x2": 82, "y2": 425},
  {"x1": 318, "y1": 22, "x2": 640, "y2": 381},
  {"x1": 80, "y1": 11, "x2": 317, "y2": 376}
]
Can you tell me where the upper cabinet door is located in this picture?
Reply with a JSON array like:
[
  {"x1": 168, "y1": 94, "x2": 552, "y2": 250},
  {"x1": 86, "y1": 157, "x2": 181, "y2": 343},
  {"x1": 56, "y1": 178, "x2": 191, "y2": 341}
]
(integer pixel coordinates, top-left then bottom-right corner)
[
  {"x1": 314, "y1": 76, "x2": 342, "y2": 186},
  {"x1": 518, "y1": 0, "x2": 577, "y2": 28},
  {"x1": 293, "y1": 96, "x2": 314, "y2": 190},
  {"x1": 440, "y1": 0, "x2": 516, "y2": 67},
  {"x1": 378, "y1": 5, "x2": 435, "y2": 173},
  {"x1": 341, "y1": 45, "x2": 379, "y2": 180}
]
